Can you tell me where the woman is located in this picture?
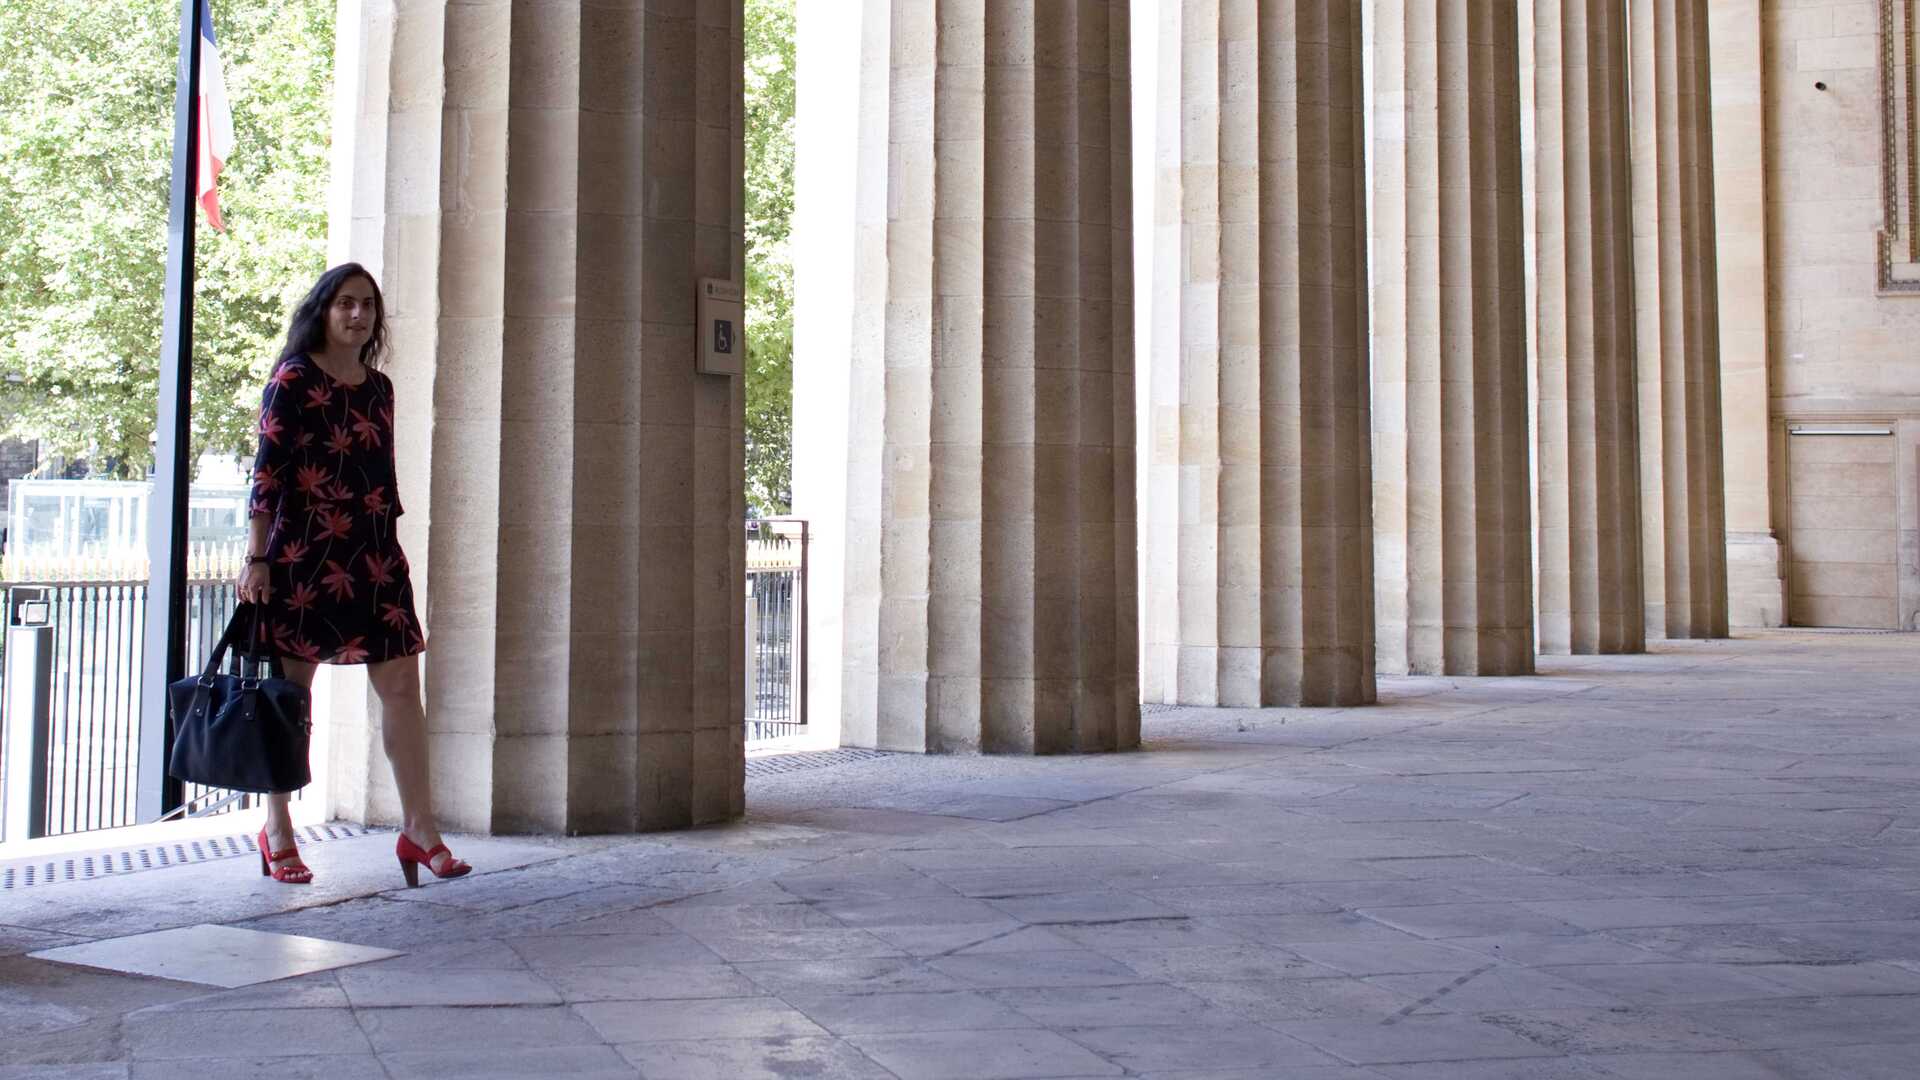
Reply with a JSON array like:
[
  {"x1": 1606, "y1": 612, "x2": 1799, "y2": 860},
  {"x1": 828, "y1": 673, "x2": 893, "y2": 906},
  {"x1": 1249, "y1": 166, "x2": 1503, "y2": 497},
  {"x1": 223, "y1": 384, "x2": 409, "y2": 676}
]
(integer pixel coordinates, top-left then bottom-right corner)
[{"x1": 237, "y1": 262, "x2": 470, "y2": 887}]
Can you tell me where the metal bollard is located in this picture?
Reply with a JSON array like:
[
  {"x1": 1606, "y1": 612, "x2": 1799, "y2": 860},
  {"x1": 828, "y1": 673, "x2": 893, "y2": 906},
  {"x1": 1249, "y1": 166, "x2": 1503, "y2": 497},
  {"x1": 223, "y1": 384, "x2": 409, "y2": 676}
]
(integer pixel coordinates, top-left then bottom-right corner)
[{"x1": 2, "y1": 588, "x2": 54, "y2": 843}]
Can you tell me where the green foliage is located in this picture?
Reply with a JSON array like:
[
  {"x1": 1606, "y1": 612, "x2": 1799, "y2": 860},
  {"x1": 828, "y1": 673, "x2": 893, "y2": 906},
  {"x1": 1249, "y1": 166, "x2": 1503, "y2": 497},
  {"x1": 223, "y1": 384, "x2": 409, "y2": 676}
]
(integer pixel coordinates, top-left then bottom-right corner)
[
  {"x1": 745, "y1": 0, "x2": 795, "y2": 517},
  {"x1": 0, "y1": 0, "x2": 334, "y2": 477}
]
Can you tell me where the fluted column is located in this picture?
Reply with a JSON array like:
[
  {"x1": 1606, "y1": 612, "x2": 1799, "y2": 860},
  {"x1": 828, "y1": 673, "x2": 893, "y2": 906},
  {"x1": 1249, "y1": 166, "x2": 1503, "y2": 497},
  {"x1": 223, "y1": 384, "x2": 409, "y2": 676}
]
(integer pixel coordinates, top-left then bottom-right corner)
[
  {"x1": 328, "y1": 0, "x2": 745, "y2": 832},
  {"x1": 1533, "y1": 0, "x2": 1644, "y2": 654},
  {"x1": 841, "y1": 0, "x2": 1136, "y2": 753},
  {"x1": 1632, "y1": 0, "x2": 1729, "y2": 639},
  {"x1": 1144, "y1": 2, "x2": 1374, "y2": 706},
  {"x1": 1373, "y1": 2, "x2": 1535, "y2": 676}
]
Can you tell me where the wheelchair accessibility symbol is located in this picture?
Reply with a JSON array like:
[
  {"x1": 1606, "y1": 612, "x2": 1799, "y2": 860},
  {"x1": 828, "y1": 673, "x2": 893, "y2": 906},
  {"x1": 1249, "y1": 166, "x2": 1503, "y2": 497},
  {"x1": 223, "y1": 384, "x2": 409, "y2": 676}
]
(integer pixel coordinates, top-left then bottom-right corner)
[{"x1": 714, "y1": 319, "x2": 735, "y2": 354}]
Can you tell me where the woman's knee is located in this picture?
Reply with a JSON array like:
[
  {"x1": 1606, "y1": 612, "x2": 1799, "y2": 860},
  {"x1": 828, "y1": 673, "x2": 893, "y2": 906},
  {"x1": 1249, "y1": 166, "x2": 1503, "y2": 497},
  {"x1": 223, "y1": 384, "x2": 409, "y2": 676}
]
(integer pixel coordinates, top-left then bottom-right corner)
[{"x1": 367, "y1": 655, "x2": 421, "y2": 704}]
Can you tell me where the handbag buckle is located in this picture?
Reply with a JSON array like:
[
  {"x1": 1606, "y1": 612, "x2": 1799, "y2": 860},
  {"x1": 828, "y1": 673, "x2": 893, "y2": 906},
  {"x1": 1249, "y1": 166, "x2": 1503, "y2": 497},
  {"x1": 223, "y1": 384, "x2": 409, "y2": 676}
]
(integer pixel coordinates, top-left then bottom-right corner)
[
  {"x1": 240, "y1": 678, "x2": 261, "y2": 692},
  {"x1": 196, "y1": 676, "x2": 215, "y2": 689}
]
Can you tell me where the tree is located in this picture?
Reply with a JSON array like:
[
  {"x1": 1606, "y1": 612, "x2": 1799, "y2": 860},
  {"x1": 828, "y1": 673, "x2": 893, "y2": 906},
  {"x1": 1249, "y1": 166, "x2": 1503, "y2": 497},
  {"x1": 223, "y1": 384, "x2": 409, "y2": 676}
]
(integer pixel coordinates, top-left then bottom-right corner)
[
  {"x1": 0, "y1": 0, "x2": 334, "y2": 478},
  {"x1": 744, "y1": 0, "x2": 795, "y2": 517}
]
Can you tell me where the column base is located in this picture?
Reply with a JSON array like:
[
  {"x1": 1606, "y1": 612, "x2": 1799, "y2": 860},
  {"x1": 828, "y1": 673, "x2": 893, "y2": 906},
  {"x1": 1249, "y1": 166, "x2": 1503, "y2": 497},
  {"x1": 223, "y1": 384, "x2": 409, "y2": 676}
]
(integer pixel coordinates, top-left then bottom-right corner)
[{"x1": 1727, "y1": 530, "x2": 1786, "y2": 629}]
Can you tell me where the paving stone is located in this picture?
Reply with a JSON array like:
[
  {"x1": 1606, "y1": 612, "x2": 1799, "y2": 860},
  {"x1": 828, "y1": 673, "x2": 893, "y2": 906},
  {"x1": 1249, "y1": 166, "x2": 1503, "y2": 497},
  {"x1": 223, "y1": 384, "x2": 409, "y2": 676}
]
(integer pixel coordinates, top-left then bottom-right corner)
[
  {"x1": 862, "y1": 921, "x2": 1038, "y2": 955},
  {"x1": 1742, "y1": 960, "x2": 1920, "y2": 995},
  {"x1": 681, "y1": 928, "x2": 907, "y2": 962},
  {"x1": 349, "y1": 938, "x2": 529, "y2": 970},
  {"x1": 574, "y1": 996, "x2": 827, "y2": 1042},
  {"x1": 133, "y1": 973, "x2": 349, "y2": 1012},
  {"x1": 544, "y1": 962, "x2": 763, "y2": 1002},
  {"x1": 126, "y1": 1057, "x2": 386, "y2": 1080},
  {"x1": 336, "y1": 967, "x2": 560, "y2": 1007},
  {"x1": 1369, "y1": 1059, "x2": 1615, "y2": 1080},
  {"x1": 1294, "y1": 880, "x2": 1480, "y2": 908},
  {"x1": 1277, "y1": 1015, "x2": 1560, "y2": 1064},
  {"x1": 1205, "y1": 911, "x2": 1421, "y2": 945},
  {"x1": 734, "y1": 956, "x2": 963, "y2": 994},
  {"x1": 950, "y1": 925, "x2": 1079, "y2": 953},
  {"x1": 1357, "y1": 902, "x2": 1590, "y2": 940},
  {"x1": 356, "y1": 1004, "x2": 603, "y2": 1052},
  {"x1": 1049, "y1": 917, "x2": 1251, "y2": 951},
  {"x1": 381, "y1": 1045, "x2": 636, "y2": 1079},
  {"x1": 0, "y1": 1067, "x2": 128, "y2": 1080},
  {"x1": 1578, "y1": 1051, "x2": 1798, "y2": 1079},
  {"x1": 1179, "y1": 976, "x2": 1417, "y2": 1022},
  {"x1": 1678, "y1": 994, "x2": 1920, "y2": 1049},
  {"x1": 773, "y1": 871, "x2": 957, "y2": 902},
  {"x1": 1286, "y1": 940, "x2": 1492, "y2": 975},
  {"x1": 984, "y1": 890, "x2": 1186, "y2": 924},
  {"x1": 1370, "y1": 964, "x2": 1629, "y2": 1012},
  {"x1": 785, "y1": 989, "x2": 1038, "y2": 1034},
  {"x1": 928, "y1": 949, "x2": 1145, "y2": 988},
  {"x1": 30, "y1": 925, "x2": 398, "y2": 989},
  {"x1": 1475, "y1": 1007, "x2": 1749, "y2": 1055},
  {"x1": 506, "y1": 931, "x2": 722, "y2": 969},
  {"x1": 990, "y1": 982, "x2": 1233, "y2": 1027},
  {"x1": 615, "y1": 1037, "x2": 896, "y2": 1080},
  {"x1": 124, "y1": 1008, "x2": 372, "y2": 1060},
  {"x1": 1542, "y1": 963, "x2": 1804, "y2": 1005},
  {"x1": 847, "y1": 1029, "x2": 1123, "y2": 1079},
  {"x1": 1768, "y1": 1043, "x2": 1920, "y2": 1079},
  {"x1": 1521, "y1": 899, "x2": 1733, "y2": 931},
  {"x1": 1105, "y1": 943, "x2": 1332, "y2": 981},
  {"x1": 815, "y1": 896, "x2": 1014, "y2": 928},
  {"x1": 0, "y1": 925, "x2": 90, "y2": 958},
  {"x1": 927, "y1": 866, "x2": 1112, "y2": 896},
  {"x1": 1445, "y1": 932, "x2": 1663, "y2": 967},
  {"x1": 1063, "y1": 1023, "x2": 1343, "y2": 1071}
]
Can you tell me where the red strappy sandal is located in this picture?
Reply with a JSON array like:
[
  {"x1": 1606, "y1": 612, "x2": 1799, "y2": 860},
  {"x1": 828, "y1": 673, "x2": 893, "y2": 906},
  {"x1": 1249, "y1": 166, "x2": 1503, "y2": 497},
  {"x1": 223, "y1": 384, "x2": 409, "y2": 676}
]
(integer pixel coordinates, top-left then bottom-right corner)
[
  {"x1": 257, "y1": 827, "x2": 313, "y2": 885},
  {"x1": 395, "y1": 833, "x2": 472, "y2": 887}
]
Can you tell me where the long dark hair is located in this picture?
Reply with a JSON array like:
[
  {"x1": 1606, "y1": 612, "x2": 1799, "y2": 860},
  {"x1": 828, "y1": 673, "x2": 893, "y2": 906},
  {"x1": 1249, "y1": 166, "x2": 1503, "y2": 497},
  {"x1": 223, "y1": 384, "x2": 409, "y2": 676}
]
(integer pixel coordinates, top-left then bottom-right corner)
[{"x1": 275, "y1": 262, "x2": 390, "y2": 369}]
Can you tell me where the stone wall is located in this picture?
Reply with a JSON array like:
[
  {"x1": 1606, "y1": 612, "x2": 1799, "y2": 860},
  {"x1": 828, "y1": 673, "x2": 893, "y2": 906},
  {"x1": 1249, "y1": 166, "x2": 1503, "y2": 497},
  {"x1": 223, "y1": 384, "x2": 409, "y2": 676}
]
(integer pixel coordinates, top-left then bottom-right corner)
[{"x1": 1757, "y1": 0, "x2": 1920, "y2": 629}]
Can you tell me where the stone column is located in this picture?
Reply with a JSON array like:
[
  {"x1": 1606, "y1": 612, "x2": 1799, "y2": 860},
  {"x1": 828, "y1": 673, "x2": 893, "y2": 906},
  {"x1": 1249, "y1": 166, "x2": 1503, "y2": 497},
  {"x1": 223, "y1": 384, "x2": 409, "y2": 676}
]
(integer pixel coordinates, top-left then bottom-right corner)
[
  {"x1": 841, "y1": 0, "x2": 1137, "y2": 753},
  {"x1": 1144, "y1": 2, "x2": 1374, "y2": 706},
  {"x1": 1372, "y1": 1, "x2": 1535, "y2": 676},
  {"x1": 328, "y1": 0, "x2": 746, "y2": 833},
  {"x1": 1706, "y1": 0, "x2": 1783, "y2": 628},
  {"x1": 1533, "y1": 0, "x2": 1645, "y2": 655},
  {"x1": 1632, "y1": 0, "x2": 1729, "y2": 639}
]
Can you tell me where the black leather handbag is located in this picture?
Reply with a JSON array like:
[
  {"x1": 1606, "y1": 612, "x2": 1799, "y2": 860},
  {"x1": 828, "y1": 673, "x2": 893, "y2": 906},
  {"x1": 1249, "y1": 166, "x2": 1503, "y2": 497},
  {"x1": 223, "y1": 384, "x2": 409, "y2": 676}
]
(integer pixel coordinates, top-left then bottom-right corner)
[{"x1": 166, "y1": 603, "x2": 312, "y2": 794}]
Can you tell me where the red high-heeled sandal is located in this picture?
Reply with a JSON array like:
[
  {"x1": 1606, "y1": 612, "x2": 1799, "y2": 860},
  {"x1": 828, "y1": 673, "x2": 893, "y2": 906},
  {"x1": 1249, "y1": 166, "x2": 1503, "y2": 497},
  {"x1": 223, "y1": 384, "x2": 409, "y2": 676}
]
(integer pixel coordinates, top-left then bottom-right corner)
[
  {"x1": 257, "y1": 827, "x2": 313, "y2": 885},
  {"x1": 395, "y1": 833, "x2": 471, "y2": 887}
]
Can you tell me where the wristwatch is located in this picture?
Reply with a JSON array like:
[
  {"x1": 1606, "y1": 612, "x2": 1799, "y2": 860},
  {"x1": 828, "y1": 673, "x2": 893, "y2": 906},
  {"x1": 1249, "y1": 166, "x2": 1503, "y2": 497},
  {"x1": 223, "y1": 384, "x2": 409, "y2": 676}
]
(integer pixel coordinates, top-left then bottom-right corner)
[{"x1": 245, "y1": 555, "x2": 269, "y2": 566}]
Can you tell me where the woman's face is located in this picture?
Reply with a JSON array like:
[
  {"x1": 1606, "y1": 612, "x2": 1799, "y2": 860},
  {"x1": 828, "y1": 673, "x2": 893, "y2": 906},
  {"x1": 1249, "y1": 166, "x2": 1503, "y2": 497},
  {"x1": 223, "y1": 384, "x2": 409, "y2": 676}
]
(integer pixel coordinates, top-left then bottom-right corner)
[{"x1": 325, "y1": 276, "x2": 378, "y2": 353}]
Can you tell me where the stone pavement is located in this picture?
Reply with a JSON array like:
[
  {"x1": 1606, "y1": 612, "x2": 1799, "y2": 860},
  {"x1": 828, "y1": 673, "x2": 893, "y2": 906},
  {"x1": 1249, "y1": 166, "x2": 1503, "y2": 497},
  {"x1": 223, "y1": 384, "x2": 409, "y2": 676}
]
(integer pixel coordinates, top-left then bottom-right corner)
[{"x1": 3, "y1": 630, "x2": 1918, "y2": 1079}]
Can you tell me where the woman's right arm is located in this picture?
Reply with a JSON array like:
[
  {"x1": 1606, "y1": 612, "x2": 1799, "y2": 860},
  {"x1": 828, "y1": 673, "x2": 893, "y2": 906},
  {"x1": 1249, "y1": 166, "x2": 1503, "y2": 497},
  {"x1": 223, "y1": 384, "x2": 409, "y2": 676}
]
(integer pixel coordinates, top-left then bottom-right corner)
[{"x1": 238, "y1": 363, "x2": 298, "y2": 604}]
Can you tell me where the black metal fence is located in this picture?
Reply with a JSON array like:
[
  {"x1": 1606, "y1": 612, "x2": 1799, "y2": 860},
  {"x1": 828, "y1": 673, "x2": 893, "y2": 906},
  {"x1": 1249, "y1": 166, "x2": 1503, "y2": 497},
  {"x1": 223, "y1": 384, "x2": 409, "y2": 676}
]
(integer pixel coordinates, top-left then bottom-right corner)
[
  {"x1": 746, "y1": 519, "x2": 807, "y2": 744},
  {"x1": 0, "y1": 578, "x2": 277, "y2": 838}
]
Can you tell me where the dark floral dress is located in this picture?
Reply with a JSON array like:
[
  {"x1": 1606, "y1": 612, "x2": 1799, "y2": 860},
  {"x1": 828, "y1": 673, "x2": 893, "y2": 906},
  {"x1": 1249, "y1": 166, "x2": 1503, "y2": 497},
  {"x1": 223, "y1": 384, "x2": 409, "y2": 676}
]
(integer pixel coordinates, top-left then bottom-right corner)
[{"x1": 247, "y1": 356, "x2": 426, "y2": 664}]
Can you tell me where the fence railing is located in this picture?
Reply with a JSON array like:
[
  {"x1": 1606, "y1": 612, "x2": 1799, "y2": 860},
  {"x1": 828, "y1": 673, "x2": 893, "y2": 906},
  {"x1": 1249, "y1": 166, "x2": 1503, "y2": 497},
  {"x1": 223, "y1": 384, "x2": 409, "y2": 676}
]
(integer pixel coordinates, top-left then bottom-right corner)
[
  {"x1": 746, "y1": 519, "x2": 808, "y2": 744},
  {"x1": 0, "y1": 571, "x2": 282, "y2": 840}
]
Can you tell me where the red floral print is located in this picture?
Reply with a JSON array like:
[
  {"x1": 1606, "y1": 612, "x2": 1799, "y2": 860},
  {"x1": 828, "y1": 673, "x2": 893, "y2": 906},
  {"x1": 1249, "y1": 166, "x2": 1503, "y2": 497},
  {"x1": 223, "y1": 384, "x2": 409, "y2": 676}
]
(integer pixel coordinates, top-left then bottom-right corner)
[
  {"x1": 320, "y1": 560, "x2": 356, "y2": 602},
  {"x1": 248, "y1": 358, "x2": 424, "y2": 666}
]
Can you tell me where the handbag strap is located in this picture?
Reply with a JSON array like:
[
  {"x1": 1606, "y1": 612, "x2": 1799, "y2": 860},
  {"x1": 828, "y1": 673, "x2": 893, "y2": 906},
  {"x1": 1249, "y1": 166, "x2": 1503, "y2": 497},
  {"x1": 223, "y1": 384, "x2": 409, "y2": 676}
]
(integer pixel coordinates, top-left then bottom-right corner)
[{"x1": 204, "y1": 602, "x2": 286, "y2": 681}]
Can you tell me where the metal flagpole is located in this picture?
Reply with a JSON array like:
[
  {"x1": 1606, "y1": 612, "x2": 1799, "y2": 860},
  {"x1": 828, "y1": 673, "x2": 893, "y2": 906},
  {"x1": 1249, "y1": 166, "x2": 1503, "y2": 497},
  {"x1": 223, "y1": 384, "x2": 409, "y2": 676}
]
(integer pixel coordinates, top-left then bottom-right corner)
[{"x1": 137, "y1": 0, "x2": 203, "y2": 822}]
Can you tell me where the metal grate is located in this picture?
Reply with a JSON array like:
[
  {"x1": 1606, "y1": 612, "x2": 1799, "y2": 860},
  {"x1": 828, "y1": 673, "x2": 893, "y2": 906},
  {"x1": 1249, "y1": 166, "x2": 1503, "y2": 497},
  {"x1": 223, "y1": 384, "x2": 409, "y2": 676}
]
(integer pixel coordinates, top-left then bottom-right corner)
[
  {"x1": 0, "y1": 823, "x2": 377, "y2": 890},
  {"x1": 745, "y1": 748, "x2": 895, "y2": 778}
]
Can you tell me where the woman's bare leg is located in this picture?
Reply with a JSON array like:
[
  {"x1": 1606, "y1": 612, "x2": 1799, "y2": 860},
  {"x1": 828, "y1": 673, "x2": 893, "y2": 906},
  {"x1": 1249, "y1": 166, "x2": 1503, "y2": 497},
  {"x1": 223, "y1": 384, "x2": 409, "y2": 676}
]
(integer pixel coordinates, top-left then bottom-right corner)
[
  {"x1": 262, "y1": 658, "x2": 317, "y2": 874},
  {"x1": 367, "y1": 654, "x2": 459, "y2": 872}
]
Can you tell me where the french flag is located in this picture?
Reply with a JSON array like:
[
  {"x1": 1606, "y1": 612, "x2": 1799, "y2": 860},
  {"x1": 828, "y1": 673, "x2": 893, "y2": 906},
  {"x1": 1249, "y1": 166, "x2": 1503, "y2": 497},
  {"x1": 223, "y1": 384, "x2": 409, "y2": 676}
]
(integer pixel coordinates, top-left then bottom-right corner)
[{"x1": 195, "y1": 0, "x2": 235, "y2": 231}]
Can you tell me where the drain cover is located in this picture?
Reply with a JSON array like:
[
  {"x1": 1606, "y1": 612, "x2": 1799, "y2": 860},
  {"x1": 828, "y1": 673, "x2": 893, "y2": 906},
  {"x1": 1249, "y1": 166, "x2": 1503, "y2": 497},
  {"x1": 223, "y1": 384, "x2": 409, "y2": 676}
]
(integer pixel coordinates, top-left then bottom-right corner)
[
  {"x1": 0, "y1": 823, "x2": 379, "y2": 890},
  {"x1": 745, "y1": 747, "x2": 896, "y2": 777}
]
